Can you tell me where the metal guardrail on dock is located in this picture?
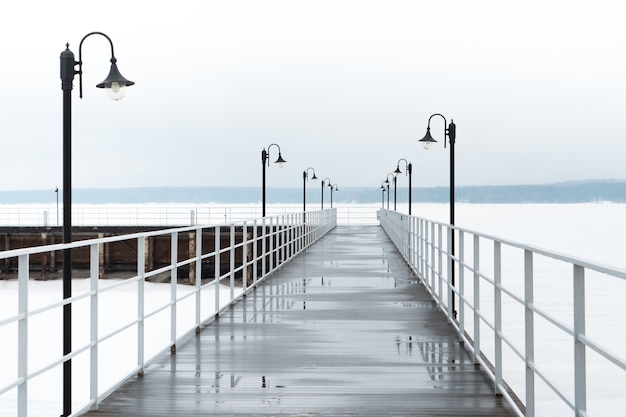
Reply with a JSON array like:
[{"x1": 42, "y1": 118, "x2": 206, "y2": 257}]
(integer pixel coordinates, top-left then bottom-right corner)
[
  {"x1": 379, "y1": 208, "x2": 626, "y2": 417},
  {"x1": 0, "y1": 209, "x2": 336, "y2": 417}
]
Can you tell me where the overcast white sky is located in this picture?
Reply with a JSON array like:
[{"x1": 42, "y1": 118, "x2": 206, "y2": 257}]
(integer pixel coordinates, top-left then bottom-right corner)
[{"x1": 1, "y1": 0, "x2": 626, "y2": 191}]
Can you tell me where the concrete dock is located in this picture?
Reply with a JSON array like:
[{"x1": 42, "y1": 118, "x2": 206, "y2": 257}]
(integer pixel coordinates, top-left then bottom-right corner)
[{"x1": 83, "y1": 225, "x2": 517, "y2": 416}]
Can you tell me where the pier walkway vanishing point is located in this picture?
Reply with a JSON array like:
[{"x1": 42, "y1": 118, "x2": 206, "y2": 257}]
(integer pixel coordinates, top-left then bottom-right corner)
[{"x1": 84, "y1": 225, "x2": 516, "y2": 416}]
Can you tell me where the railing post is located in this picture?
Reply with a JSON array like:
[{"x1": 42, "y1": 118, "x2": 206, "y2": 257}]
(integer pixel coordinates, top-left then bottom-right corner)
[
  {"x1": 137, "y1": 236, "x2": 145, "y2": 374},
  {"x1": 473, "y1": 234, "x2": 480, "y2": 364},
  {"x1": 437, "y1": 224, "x2": 443, "y2": 307},
  {"x1": 215, "y1": 226, "x2": 220, "y2": 316},
  {"x1": 290, "y1": 214, "x2": 295, "y2": 258},
  {"x1": 89, "y1": 244, "x2": 99, "y2": 409},
  {"x1": 230, "y1": 224, "x2": 235, "y2": 302},
  {"x1": 261, "y1": 218, "x2": 267, "y2": 279},
  {"x1": 430, "y1": 222, "x2": 435, "y2": 291},
  {"x1": 17, "y1": 254, "x2": 28, "y2": 417},
  {"x1": 195, "y1": 228, "x2": 202, "y2": 329},
  {"x1": 494, "y1": 241, "x2": 502, "y2": 395},
  {"x1": 458, "y1": 231, "x2": 465, "y2": 339},
  {"x1": 573, "y1": 264, "x2": 587, "y2": 415},
  {"x1": 458, "y1": 231, "x2": 460, "y2": 342},
  {"x1": 269, "y1": 217, "x2": 274, "y2": 272},
  {"x1": 447, "y1": 226, "x2": 453, "y2": 320},
  {"x1": 279, "y1": 215, "x2": 284, "y2": 265},
  {"x1": 524, "y1": 249, "x2": 535, "y2": 417},
  {"x1": 170, "y1": 231, "x2": 178, "y2": 351},
  {"x1": 253, "y1": 219, "x2": 258, "y2": 285},
  {"x1": 411, "y1": 216, "x2": 417, "y2": 268},
  {"x1": 242, "y1": 222, "x2": 248, "y2": 293}
]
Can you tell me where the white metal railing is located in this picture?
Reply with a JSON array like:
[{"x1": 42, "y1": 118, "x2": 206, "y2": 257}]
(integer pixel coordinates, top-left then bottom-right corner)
[
  {"x1": 0, "y1": 204, "x2": 376, "y2": 227},
  {"x1": 0, "y1": 209, "x2": 336, "y2": 417},
  {"x1": 378, "y1": 208, "x2": 625, "y2": 417}
]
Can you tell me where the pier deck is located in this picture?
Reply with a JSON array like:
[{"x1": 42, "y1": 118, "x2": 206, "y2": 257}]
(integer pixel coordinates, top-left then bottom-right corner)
[{"x1": 83, "y1": 225, "x2": 517, "y2": 416}]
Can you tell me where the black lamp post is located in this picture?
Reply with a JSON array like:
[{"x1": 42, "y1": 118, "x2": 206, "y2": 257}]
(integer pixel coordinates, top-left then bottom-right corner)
[
  {"x1": 321, "y1": 177, "x2": 331, "y2": 209},
  {"x1": 394, "y1": 158, "x2": 413, "y2": 215},
  {"x1": 60, "y1": 31, "x2": 134, "y2": 417},
  {"x1": 55, "y1": 187, "x2": 59, "y2": 226},
  {"x1": 261, "y1": 143, "x2": 286, "y2": 217},
  {"x1": 380, "y1": 183, "x2": 386, "y2": 208},
  {"x1": 303, "y1": 167, "x2": 317, "y2": 213},
  {"x1": 384, "y1": 173, "x2": 395, "y2": 210},
  {"x1": 329, "y1": 183, "x2": 338, "y2": 208},
  {"x1": 419, "y1": 113, "x2": 456, "y2": 315}
]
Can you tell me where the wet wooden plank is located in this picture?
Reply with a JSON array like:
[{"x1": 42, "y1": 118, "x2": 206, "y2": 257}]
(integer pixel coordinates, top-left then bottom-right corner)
[{"x1": 82, "y1": 225, "x2": 517, "y2": 416}]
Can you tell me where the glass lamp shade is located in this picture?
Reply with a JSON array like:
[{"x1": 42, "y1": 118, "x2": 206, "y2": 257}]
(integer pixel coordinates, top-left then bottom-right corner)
[
  {"x1": 106, "y1": 82, "x2": 126, "y2": 100},
  {"x1": 96, "y1": 61, "x2": 135, "y2": 101}
]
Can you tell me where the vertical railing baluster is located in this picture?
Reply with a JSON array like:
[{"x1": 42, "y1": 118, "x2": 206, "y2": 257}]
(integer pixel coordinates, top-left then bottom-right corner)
[
  {"x1": 430, "y1": 222, "x2": 435, "y2": 292},
  {"x1": 195, "y1": 228, "x2": 202, "y2": 328},
  {"x1": 230, "y1": 223, "x2": 235, "y2": 302},
  {"x1": 242, "y1": 222, "x2": 248, "y2": 294},
  {"x1": 447, "y1": 227, "x2": 453, "y2": 320},
  {"x1": 137, "y1": 236, "x2": 145, "y2": 374},
  {"x1": 269, "y1": 217, "x2": 274, "y2": 273},
  {"x1": 458, "y1": 231, "x2": 465, "y2": 339},
  {"x1": 261, "y1": 218, "x2": 267, "y2": 279},
  {"x1": 89, "y1": 244, "x2": 99, "y2": 409},
  {"x1": 437, "y1": 224, "x2": 443, "y2": 307},
  {"x1": 573, "y1": 264, "x2": 587, "y2": 415},
  {"x1": 280, "y1": 214, "x2": 285, "y2": 265},
  {"x1": 253, "y1": 219, "x2": 258, "y2": 285},
  {"x1": 170, "y1": 231, "x2": 178, "y2": 351},
  {"x1": 524, "y1": 249, "x2": 535, "y2": 417},
  {"x1": 215, "y1": 226, "x2": 220, "y2": 316},
  {"x1": 494, "y1": 241, "x2": 502, "y2": 395},
  {"x1": 17, "y1": 254, "x2": 28, "y2": 417},
  {"x1": 473, "y1": 234, "x2": 480, "y2": 365}
]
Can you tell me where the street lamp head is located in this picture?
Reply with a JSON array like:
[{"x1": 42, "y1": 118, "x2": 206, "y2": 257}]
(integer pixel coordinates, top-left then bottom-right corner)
[
  {"x1": 274, "y1": 152, "x2": 286, "y2": 167},
  {"x1": 96, "y1": 58, "x2": 135, "y2": 101},
  {"x1": 394, "y1": 164, "x2": 402, "y2": 176},
  {"x1": 305, "y1": 167, "x2": 318, "y2": 182},
  {"x1": 419, "y1": 126, "x2": 437, "y2": 150}
]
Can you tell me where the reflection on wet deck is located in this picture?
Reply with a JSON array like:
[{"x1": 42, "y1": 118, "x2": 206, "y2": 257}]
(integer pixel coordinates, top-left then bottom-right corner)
[{"x1": 84, "y1": 225, "x2": 517, "y2": 416}]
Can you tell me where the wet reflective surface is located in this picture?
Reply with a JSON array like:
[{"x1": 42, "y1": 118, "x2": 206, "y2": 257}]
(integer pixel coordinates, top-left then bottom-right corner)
[{"x1": 85, "y1": 226, "x2": 516, "y2": 416}]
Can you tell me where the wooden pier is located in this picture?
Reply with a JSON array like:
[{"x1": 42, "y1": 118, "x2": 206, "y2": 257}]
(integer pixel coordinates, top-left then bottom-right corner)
[{"x1": 82, "y1": 225, "x2": 517, "y2": 416}]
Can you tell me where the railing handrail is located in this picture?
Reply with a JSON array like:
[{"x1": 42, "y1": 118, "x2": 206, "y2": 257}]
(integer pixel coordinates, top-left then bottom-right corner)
[
  {"x1": 0, "y1": 209, "x2": 337, "y2": 417},
  {"x1": 0, "y1": 204, "x2": 378, "y2": 226},
  {"x1": 378, "y1": 208, "x2": 625, "y2": 417},
  {"x1": 411, "y1": 214, "x2": 626, "y2": 281}
]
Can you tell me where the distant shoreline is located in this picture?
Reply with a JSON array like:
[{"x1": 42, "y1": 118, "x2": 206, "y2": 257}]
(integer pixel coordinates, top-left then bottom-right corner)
[{"x1": 1, "y1": 179, "x2": 625, "y2": 204}]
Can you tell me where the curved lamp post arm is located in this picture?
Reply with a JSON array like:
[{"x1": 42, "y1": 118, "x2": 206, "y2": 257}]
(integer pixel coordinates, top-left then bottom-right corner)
[
  {"x1": 420, "y1": 113, "x2": 456, "y2": 148},
  {"x1": 394, "y1": 158, "x2": 410, "y2": 176},
  {"x1": 304, "y1": 167, "x2": 317, "y2": 181},
  {"x1": 77, "y1": 31, "x2": 134, "y2": 100},
  {"x1": 263, "y1": 143, "x2": 286, "y2": 167}
]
